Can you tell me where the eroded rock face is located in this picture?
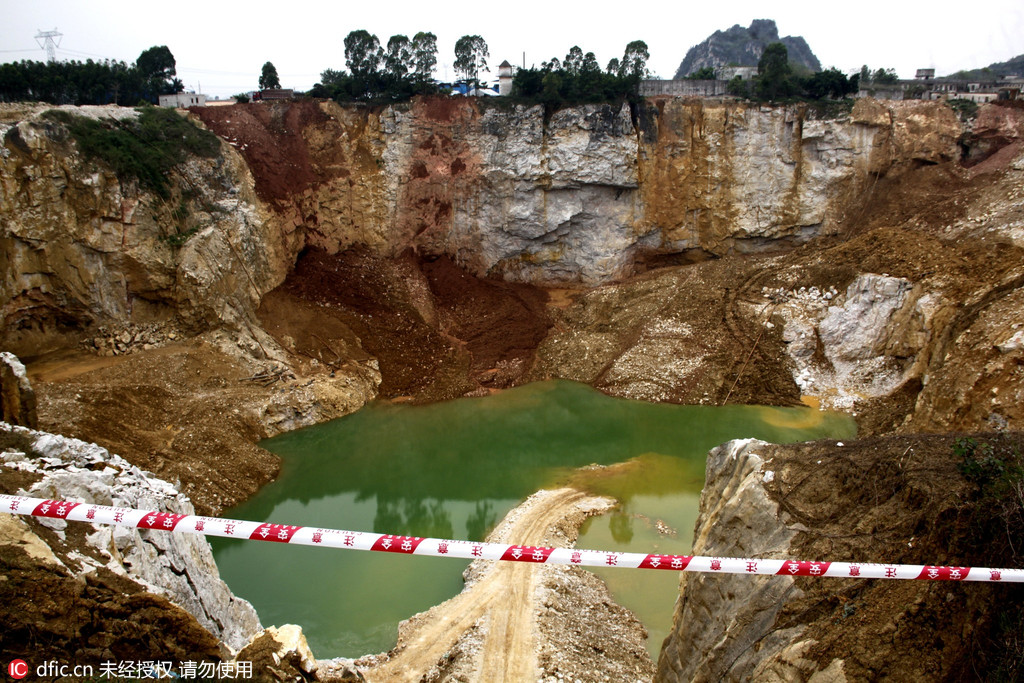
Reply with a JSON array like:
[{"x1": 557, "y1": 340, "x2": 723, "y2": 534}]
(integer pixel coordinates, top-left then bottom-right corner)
[
  {"x1": 1, "y1": 99, "x2": 968, "y2": 356},
  {"x1": 0, "y1": 106, "x2": 288, "y2": 358},
  {"x1": 776, "y1": 273, "x2": 936, "y2": 411},
  {"x1": 0, "y1": 351, "x2": 37, "y2": 427},
  {"x1": 190, "y1": 98, "x2": 961, "y2": 288},
  {"x1": 655, "y1": 439, "x2": 803, "y2": 682},
  {"x1": 1, "y1": 422, "x2": 261, "y2": 651}
]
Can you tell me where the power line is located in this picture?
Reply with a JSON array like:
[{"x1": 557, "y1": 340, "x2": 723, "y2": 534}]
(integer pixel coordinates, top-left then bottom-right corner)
[{"x1": 57, "y1": 47, "x2": 124, "y2": 61}]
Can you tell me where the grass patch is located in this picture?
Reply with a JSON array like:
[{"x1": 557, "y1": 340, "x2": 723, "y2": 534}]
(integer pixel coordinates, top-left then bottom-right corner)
[
  {"x1": 42, "y1": 107, "x2": 220, "y2": 198},
  {"x1": 948, "y1": 98, "x2": 980, "y2": 123}
]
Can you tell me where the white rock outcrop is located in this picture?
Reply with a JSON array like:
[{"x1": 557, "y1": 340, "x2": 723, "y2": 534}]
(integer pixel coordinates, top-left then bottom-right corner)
[
  {"x1": 656, "y1": 439, "x2": 805, "y2": 682},
  {"x1": 777, "y1": 274, "x2": 935, "y2": 410},
  {"x1": 1, "y1": 421, "x2": 261, "y2": 651}
]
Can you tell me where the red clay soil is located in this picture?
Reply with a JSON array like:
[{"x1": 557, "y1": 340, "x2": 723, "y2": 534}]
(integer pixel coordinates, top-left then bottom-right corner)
[
  {"x1": 263, "y1": 247, "x2": 552, "y2": 402},
  {"x1": 192, "y1": 101, "x2": 330, "y2": 204}
]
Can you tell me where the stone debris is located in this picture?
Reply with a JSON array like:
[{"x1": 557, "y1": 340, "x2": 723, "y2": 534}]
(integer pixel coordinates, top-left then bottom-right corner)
[{"x1": 87, "y1": 322, "x2": 185, "y2": 356}]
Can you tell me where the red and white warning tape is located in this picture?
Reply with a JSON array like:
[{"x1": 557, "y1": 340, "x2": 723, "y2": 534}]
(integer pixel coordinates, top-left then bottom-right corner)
[{"x1": 4, "y1": 494, "x2": 1022, "y2": 583}]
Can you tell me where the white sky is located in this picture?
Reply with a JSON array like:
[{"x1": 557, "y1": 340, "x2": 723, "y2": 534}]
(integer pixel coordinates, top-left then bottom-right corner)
[{"x1": 2, "y1": 0, "x2": 1023, "y2": 98}]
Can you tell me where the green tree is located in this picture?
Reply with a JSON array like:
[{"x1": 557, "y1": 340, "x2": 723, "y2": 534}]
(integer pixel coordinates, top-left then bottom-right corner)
[
  {"x1": 686, "y1": 66, "x2": 717, "y2": 80},
  {"x1": 620, "y1": 40, "x2": 650, "y2": 79},
  {"x1": 385, "y1": 35, "x2": 412, "y2": 79},
  {"x1": 756, "y1": 42, "x2": 793, "y2": 101},
  {"x1": 804, "y1": 67, "x2": 854, "y2": 99},
  {"x1": 564, "y1": 46, "x2": 584, "y2": 76},
  {"x1": 726, "y1": 75, "x2": 749, "y2": 98},
  {"x1": 259, "y1": 61, "x2": 281, "y2": 90},
  {"x1": 454, "y1": 35, "x2": 489, "y2": 88},
  {"x1": 873, "y1": 67, "x2": 898, "y2": 84},
  {"x1": 606, "y1": 57, "x2": 620, "y2": 76},
  {"x1": 344, "y1": 30, "x2": 382, "y2": 79},
  {"x1": 135, "y1": 45, "x2": 178, "y2": 99},
  {"x1": 411, "y1": 32, "x2": 438, "y2": 83},
  {"x1": 541, "y1": 57, "x2": 562, "y2": 72},
  {"x1": 542, "y1": 71, "x2": 563, "y2": 106},
  {"x1": 580, "y1": 52, "x2": 600, "y2": 75}
]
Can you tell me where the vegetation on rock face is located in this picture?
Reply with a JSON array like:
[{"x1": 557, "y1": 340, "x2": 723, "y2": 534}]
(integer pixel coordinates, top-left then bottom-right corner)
[
  {"x1": 949, "y1": 434, "x2": 1024, "y2": 680},
  {"x1": 42, "y1": 106, "x2": 220, "y2": 198}
]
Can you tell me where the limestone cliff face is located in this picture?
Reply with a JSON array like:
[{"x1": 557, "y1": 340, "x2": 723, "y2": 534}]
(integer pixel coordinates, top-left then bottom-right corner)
[
  {"x1": 2, "y1": 98, "x2": 963, "y2": 355},
  {"x1": 193, "y1": 97, "x2": 960, "y2": 287},
  {"x1": 0, "y1": 106, "x2": 289, "y2": 358},
  {"x1": 638, "y1": 99, "x2": 959, "y2": 259},
  {"x1": 655, "y1": 439, "x2": 807, "y2": 682}
]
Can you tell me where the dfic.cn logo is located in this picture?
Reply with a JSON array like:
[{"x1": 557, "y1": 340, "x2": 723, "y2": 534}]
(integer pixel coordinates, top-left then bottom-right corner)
[{"x1": 8, "y1": 659, "x2": 28, "y2": 679}]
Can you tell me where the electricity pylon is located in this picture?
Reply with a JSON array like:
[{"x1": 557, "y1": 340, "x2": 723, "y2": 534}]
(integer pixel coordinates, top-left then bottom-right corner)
[{"x1": 35, "y1": 28, "x2": 63, "y2": 62}]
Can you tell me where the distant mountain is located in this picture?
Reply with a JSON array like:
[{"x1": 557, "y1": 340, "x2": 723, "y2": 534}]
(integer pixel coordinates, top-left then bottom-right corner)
[
  {"x1": 674, "y1": 19, "x2": 821, "y2": 79},
  {"x1": 946, "y1": 53, "x2": 1024, "y2": 80}
]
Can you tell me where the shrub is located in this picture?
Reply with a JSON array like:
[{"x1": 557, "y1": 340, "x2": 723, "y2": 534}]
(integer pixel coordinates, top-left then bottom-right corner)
[{"x1": 43, "y1": 107, "x2": 220, "y2": 198}]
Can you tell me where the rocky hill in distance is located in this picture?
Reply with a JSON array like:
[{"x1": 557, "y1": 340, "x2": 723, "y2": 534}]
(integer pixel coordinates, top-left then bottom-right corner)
[
  {"x1": 674, "y1": 19, "x2": 821, "y2": 78},
  {"x1": 947, "y1": 52, "x2": 1024, "y2": 80}
]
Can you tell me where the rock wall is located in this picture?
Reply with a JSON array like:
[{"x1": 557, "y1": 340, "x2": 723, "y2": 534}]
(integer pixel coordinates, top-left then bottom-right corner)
[
  {"x1": 655, "y1": 439, "x2": 805, "y2": 682},
  {"x1": 1, "y1": 421, "x2": 262, "y2": 651},
  {"x1": 1, "y1": 98, "x2": 963, "y2": 355},
  {"x1": 0, "y1": 105, "x2": 288, "y2": 358},
  {"x1": 192, "y1": 97, "x2": 960, "y2": 288},
  {"x1": 0, "y1": 351, "x2": 36, "y2": 427}
]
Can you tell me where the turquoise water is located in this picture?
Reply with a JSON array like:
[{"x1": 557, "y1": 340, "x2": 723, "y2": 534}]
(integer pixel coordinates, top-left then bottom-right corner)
[{"x1": 211, "y1": 380, "x2": 856, "y2": 657}]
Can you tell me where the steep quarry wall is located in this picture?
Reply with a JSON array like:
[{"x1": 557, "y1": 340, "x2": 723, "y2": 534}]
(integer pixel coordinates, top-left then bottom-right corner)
[
  {"x1": 638, "y1": 99, "x2": 959, "y2": 257},
  {"x1": 191, "y1": 97, "x2": 960, "y2": 286},
  {"x1": 1, "y1": 98, "x2": 962, "y2": 358},
  {"x1": 0, "y1": 106, "x2": 288, "y2": 358},
  {"x1": 656, "y1": 434, "x2": 1024, "y2": 682},
  {"x1": 0, "y1": 421, "x2": 261, "y2": 651}
]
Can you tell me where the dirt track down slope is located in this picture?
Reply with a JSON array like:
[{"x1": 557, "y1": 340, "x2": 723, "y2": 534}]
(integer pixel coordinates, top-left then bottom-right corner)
[{"x1": 361, "y1": 488, "x2": 650, "y2": 682}]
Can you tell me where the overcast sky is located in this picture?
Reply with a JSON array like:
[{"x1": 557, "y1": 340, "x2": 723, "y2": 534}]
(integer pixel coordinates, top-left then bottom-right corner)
[{"x1": 2, "y1": 0, "x2": 1022, "y2": 98}]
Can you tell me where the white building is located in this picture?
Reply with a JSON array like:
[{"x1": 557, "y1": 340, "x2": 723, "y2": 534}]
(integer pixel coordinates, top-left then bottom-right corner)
[
  {"x1": 158, "y1": 92, "x2": 207, "y2": 108},
  {"x1": 498, "y1": 61, "x2": 515, "y2": 96}
]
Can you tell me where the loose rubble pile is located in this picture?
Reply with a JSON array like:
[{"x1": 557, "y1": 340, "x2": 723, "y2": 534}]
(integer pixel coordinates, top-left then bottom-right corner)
[{"x1": 86, "y1": 323, "x2": 185, "y2": 357}]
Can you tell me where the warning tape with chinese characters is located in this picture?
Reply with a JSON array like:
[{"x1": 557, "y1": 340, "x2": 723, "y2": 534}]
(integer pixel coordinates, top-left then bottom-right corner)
[{"x1": 4, "y1": 494, "x2": 1023, "y2": 583}]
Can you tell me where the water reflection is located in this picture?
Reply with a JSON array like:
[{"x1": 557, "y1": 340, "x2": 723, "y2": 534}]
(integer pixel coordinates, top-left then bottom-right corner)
[
  {"x1": 373, "y1": 498, "x2": 454, "y2": 538},
  {"x1": 213, "y1": 380, "x2": 856, "y2": 657},
  {"x1": 466, "y1": 500, "x2": 496, "y2": 541}
]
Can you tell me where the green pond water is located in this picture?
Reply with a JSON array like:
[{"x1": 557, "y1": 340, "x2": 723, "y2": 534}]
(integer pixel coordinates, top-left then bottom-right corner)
[{"x1": 211, "y1": 380, "x2": 856, "y2": 658}]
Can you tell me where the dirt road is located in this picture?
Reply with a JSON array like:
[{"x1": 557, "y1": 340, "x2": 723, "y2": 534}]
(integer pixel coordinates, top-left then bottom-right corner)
[{"x1": 362, "y1": 488, "x2": 651, "y2": 682}]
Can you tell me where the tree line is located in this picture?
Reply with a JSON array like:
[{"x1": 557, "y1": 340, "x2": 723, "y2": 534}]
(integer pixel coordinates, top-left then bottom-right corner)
[
  {"x1": 307, "y1": 31, "x2": 652, "y2": 106},
  {"x1": 508, "y1": 41, "x2": 650, "y2": 106},
  {"x1": 308, "y1": 30, "x2": 443, "y2": 101},
  {"x1": 0, "y1": 45, "x2": 181, "y2": 105},
  {"x1": 723, "y1": 43, "x2": 859, "y2": 101},
  {"x1": 2, "y1": 36, "x2": 875, "y2": 109}
]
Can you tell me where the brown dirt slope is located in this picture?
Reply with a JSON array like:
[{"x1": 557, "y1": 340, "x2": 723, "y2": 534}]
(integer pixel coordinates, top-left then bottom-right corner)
[
  {"x1": 761, "y1": 433, "x2": 1024, "y2": 681},
  {"x1": 269, "y1": 247, "x2": 552, "y2": 402}
]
